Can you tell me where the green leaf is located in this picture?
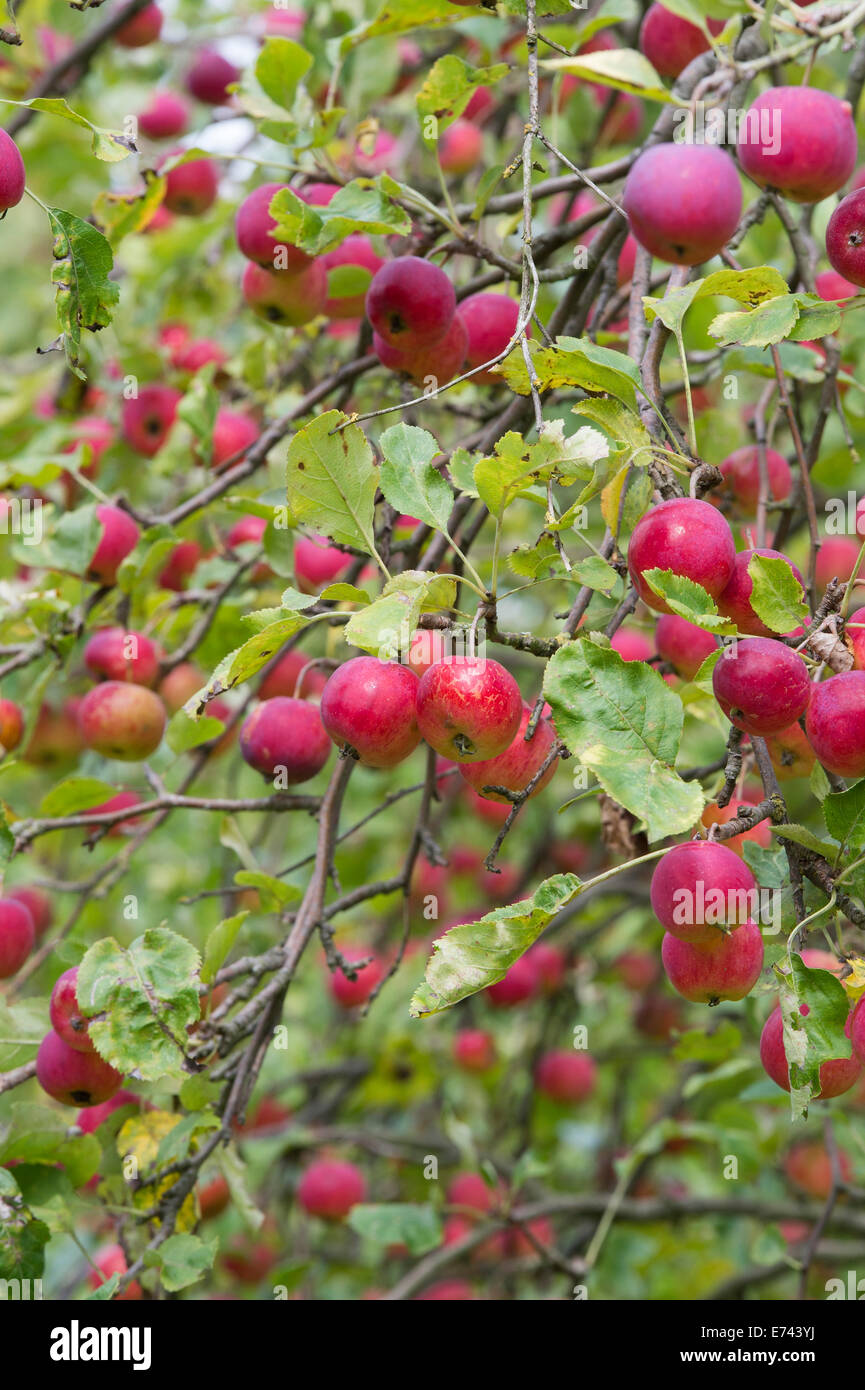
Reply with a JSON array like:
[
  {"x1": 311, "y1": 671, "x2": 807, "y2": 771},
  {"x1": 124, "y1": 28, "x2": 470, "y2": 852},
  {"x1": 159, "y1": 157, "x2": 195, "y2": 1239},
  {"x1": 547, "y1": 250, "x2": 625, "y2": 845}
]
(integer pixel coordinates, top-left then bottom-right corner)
[
  {"x1": 334, "y1": 0, "x2": 465, "y2": 54},
  {"x1": 201, "y1": 911, "x2": 249, "y2": 986},
  {"x1": 747, "y1": 553, "x2": 808, "y2": 634},
  {"x1": 255, "y1": 36, "x2": 312, "y2": 108},
  {"x1": 410, "y1": 873, "x2": 584, "y2": 1016},
  {"x1": 378, "y1": 423, "x2": 453, "y2": 534},
  {"x1": 234, "y1": 870, "x2": 302, "y2": 910},
  {"x1": 46, "y1": 503, "x2": 101, "y2": 576},
  {"x1": 45, "y1": 209, "x2": 119, "y2": 379},
  {"x1": 540, "y1": 47, "x2": 673, "y2": 103},
  {"x1": 93, "y1": 170, "x2": 167, "y2": 247},
  {"x1": 77, "y1": 928, "x2": 202, "y2": 1082},
  {"x1": 416, "y1": 55, "x2": 509, "y2": 141},
  {"x1": 286, "y1": 410, "x2": 382, "y2": 560},
  {"x1": 166, "y1": 709, "x2": 226, "y2": 755},
  {"x1": 543, "y1": 641, "x2": 704, "y2": 842},
  {"x1": 187, "y1": 616, "x2": 309, "y2": 713},
  {"x1": 348, "y1": 1203, "x2": 443, "y2": 1254},
  {"x1": 474, "y1": 422, "x2": 607, "y2": 519},
  {"x1": 642, "y1": 570, "x2": 735, "y2": 633},
  {"x1": 823, "y1": 780, "x2": 865, "y2": 850},
  {"x1": 145, "y1": 1233, "x2": 216, "y2": 1292},
  {"x1": 788, "y1": 293, "x2": 842, "y2": 342},
  {"x1": 345, "y1": 571, "x2": 456, "y2": 655},
  {"x1": 708, "y1": 294, "x2": 800, "y2": 350},
  {"x1": 270, "y1": 177, "x2": 411, "y2": 256},
  {"x1": 496, "y1": 336, "x2": 642, "y2": 408},
  {"x1": 772, "y1": 824, "x2": 838, "y2": 857},
  {"x1": 572, "y1": 397, "x2": 652, "y2": 452},
  {"x1": 39, "y1": 777, "x2": 118, "y2": 817},
  {"x1": 779, "y1": 954, "x2": 853, "y2": 1110},
  {"x1": 25, "y1": 97, "x2": 135, "y2": 161}
]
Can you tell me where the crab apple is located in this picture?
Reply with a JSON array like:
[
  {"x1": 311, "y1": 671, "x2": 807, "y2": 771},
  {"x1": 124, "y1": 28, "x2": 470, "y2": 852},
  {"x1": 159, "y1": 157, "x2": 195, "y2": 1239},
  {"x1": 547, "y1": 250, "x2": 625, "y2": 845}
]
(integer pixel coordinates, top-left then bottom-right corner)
[
  {"x1": 712, "y1": 637, "x2": 810, "y2": 736},
  {"x1": 49, "y1": 966, "x2": 95, "y2": 1054},
  {"x1": 263, "y1": 5, "x2": 306, "y2": 38},
  {"x1": 719, "y1": 446, "x2": 792, "y2": 513},
  {"x1": 88, "y1": 505, "x2": 140, "y2": 586},
  {"x1": 650, "y1": 839, "x2": 757, "y2": 945},
  {"x1": 528, "y1": 941, "x2": 567, "y2": 994},
  {"x1": 328, "y1": 949, "x2": 386, "y2": 1009},
  {"x1": 115, "y1": 3, "x2": 163, "y2": 46},
  {"x1": 156, "y1": 663, "x2": 202, "y2": 714},
  {"x1": 623, "y1": 144, "x2": 742, "y2": 266},
  {"x1": 239, "y1": 697, "x2": 331, "y2": 783},
  {"x1": 158, "y1": 540, "x2": 202, "y2": 593},
  {"x1": 406, "y1": 628, "x2": 449, "y2": 678},
  {"x1": 0, "y1": 133, "x2": 27, "y2": 211},
  {"x1": 815, "y1": 536, "x2": 861, "y2": 589},
  {"x1": 199, "y1": 1175, "x2": 230, "y2": 1220},
  {"x1": 210, "y1": 408, "x2": 258, "y2": 468},
  {"x1": 64, "y1": 415, "x2": 114, "y2": 479},
  {"x1": 627, "y1": 498, "x2": 736, "y2": 613},
  {"x1": 24, "y1": 701, "x2": 83, "y2": 766},
  {"x1": 220, "y1": 1235, "x2": 277, "y2": 1284},
  {"x1": 417, "y1": 1280, "x2": 476, "y2": 1301},
  {"x1": 0, "y1": 698, "x2": 23, "y2": 752},
  {"x1": 37, "y1": 1030, "x2": 123, "y2": 1107},
  {"x1": 121, "y1": 383, "x2": 181, "y2": 456},
  {"x1": 138, "y1": 91, "x2": 188, "y2": 139},
  {"x1": 235, "y1": 182, "x2": 310, "y2": 271},
  {"x1": 853, "y1": 996, "x2": 865, "y2": 1064},
  {"x1": 259, "y1": 650, "x2": 327, "y2": 701},
  {"x1": 535, "y1": 1050, "x2": 597, "y2": 1103},
  {"x1": 760, "y1": 1003, "x2": 862, "y2": 1098},
  {"x1": 373, "y1": 312, "x2": 468, "y2": 385},
  {"x1": 460, "y1": 292, "x2": 520, "y2": 382},
  {"x1": 321, "y1": 657, "x2": 420, "y2": 768},
  {"x1": 764, "y1": 720, "x2": 815, "y2": 780},
  {"x1": 806, "y1": 671, "x2": 865, "y2": 778},
  {"x1": 610, "y1": 628, "x2": 654, "y2": 663},
  {"x1": 88, "y1": 1245, "x2": 142, "y2": 1301},
  {"x1": 509, "y1": 1217, "x2": 555, "y2": 1257},
  {"x1": 486, "y1": 954, "x2": 539, "y2": 1007},
  {"x1": 785, "y1": 1141, "x2": 853, "y2": 1200},
  {"x1": 635, "y1": 992, "x2": 683, "y2": 1040},
  {"x1": 78, "y1": 681, "x2": 166, "y2": 761},
  {"x1": 615, "y1": 950, "x2": 659, "y2": 992},
  {"x1": 171, "y1": 337, "x2": 227, "y2": 374},
  {"x1": 298, "y1": 1159, "x2": 366, "y2": 1220},
  {"x1": 738, "y1": 87, "x2": 856, "y2": 204},
  {"x1": 446, "y1": 1172, "x2": 495, "y2": 1214},
  {"x1": 417, "y1": 657, "x2": 522, "y2": 763},
  {"x1": 241, "y1": 259, "x2": 327, "y2": 326},
  {"x1": 294, "y1": 534, "x2": 353, "y2": 593},
  {"x1": 88, "y1": 791, "x2": 143, "y2": 837},
  {"x1": 662, "y1": 920, "x2": 764, "y2": 1005},
  {"x1": 162, "y1": 156, "x2": 219, "y2": 215},
  {"x1": 453, "y1": 1029, "x2": 497, "y2": 1073},
  {"x1": 826, "y1": 189, "x2": 865, "y2": 288},
  {"x1": 186, "y1": 48, "x2": 239, "y2": 105},
  {"x1": 0, "y1": 898, "x2": 34, "y2": 978},
  {"x1": 84, "y1": 628, "x2": 160, "y2": 687},
  {"x1": 800, "y1": 947, "x2": 845, "y2": 976},
  {"x1": 366, "y1": 256, "x2": 456, "y2": 350},
  {"x1": 816, "y1": 268, "x2": 857, "y2": 301},
  {"x1": 459, "y1": 701, "x2": 557, "y2": 803},
  {"x1": 655, "y1": 613, "x2": 718, "y2": 680},
  {"x1": 638, "y1": 4, "x2": 722, "y2": 79},
  {"x1": 322, "y1": 235, "x2": 384, "y2": 319},
  {"x1": 76, "y1": 1089, "x2": 139, "y2": 1133},
  {"x1": 716, "y1": 548, "x2": 805, "y2": 638},
  {"x1": 439, "y1": 118, "x2": 483, "y2": 174},
  {"x1": 8, "y1": 886, "x2": 52, "y2": 939}
]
